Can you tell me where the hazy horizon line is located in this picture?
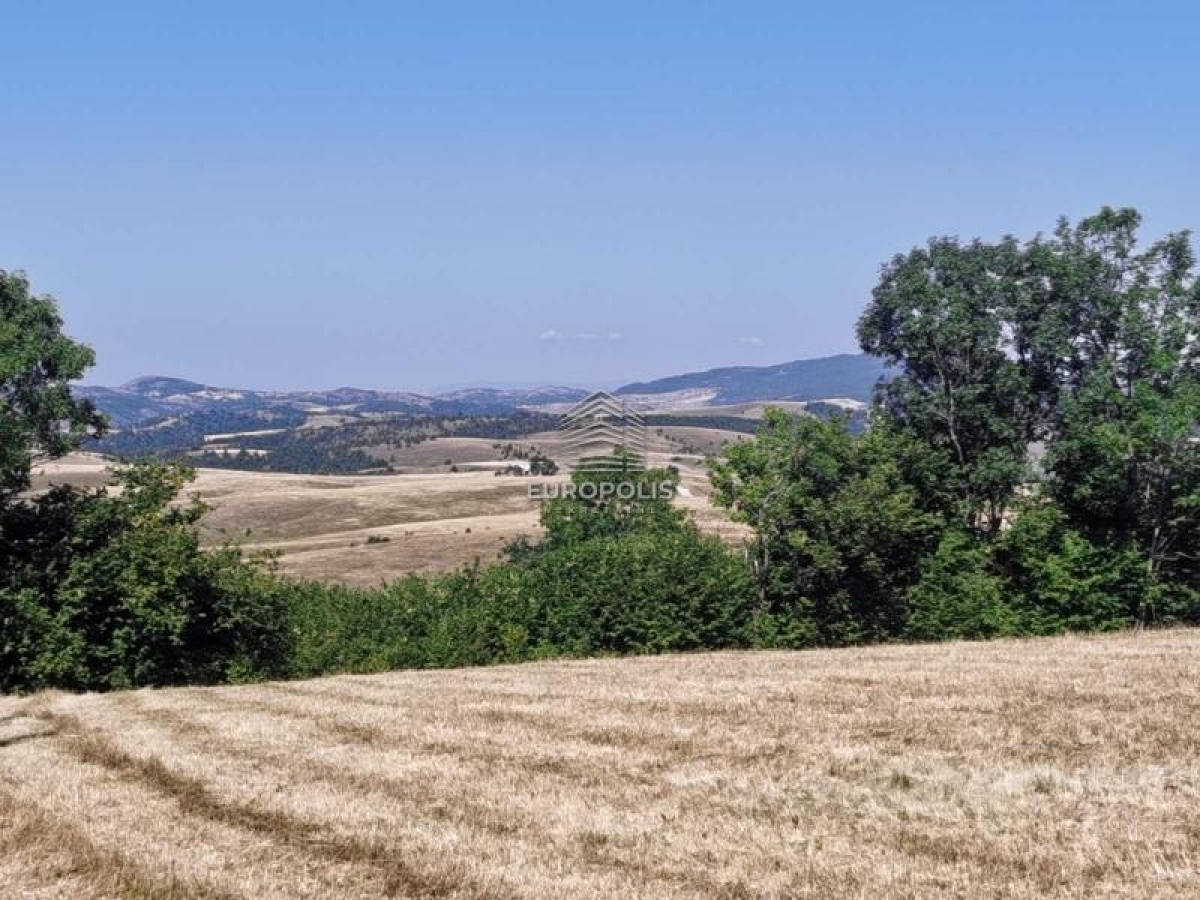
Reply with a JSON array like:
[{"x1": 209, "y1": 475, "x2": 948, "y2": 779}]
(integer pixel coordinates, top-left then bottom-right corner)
[{"x1": 79, "y1": 350, "x2": 870, "y2": 396}]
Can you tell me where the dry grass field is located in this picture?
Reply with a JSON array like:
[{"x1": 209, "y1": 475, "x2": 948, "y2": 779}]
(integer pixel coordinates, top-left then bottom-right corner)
[
  {"x1": 2, "y1": 630, "x2": 1198, "y2": 898},
  {"x1": 31, "y1": 454, "x2": 748, "y2": 585}
]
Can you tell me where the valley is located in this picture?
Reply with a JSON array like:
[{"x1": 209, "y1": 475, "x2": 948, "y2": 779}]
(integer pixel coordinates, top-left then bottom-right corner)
[
  {"x1": 43, "y1": 358, "x2": 868, "y2": 582},
  {"x1": 33, "y1": 448, "x2": 750, "y2": 585}
]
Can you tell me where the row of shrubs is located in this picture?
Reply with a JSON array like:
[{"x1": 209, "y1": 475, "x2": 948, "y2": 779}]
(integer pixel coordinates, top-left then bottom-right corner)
[
  {"x1": 0, "y1": 463, "x2": 758, "y2": 691},
  {"x1": 7, "y1": 452, "x2": 1191, "y2": 694},
  {"x1": 285, "y1": 526, "x2": 751, "y2": 678}
]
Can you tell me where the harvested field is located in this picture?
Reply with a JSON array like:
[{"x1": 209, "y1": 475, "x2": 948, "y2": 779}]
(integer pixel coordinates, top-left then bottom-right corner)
[
  {"x1": 30, "y1": 454, "x2": 748, "y2": 585},
  {"x1": 2, "y1": 629, "x2": 1198, "y2": 898}
]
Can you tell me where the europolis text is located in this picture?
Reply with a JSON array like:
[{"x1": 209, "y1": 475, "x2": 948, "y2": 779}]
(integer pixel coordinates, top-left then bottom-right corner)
[{"x1": 528, "y1": 479, "x2": 676, "y2": 501}]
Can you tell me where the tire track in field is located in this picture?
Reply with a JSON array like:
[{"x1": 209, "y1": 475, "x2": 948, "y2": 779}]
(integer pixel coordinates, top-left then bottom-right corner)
[
  {"x1": 121, "y1": 692, "x2": 535, "y2": 839},
  {"x1": 117, "y1": 693, "x2": 747, "y2": 897},
  {"x1": 0, "y1": 777, "x2": 237, "y2": 900},
  {"x1": 36, "y1": 708, "x2": 516, "y2": 900},
  {"x1": 279, "y1": 680, "x2": 704, "y2": 758},
  {"x1": 194, "y1": 687, "x2": 388, "y2": 745}
]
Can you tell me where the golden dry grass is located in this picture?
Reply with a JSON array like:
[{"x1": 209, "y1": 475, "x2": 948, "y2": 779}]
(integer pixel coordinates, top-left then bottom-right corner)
[
  {"x1": 30, "y1": 454, "x2": 747, "y2": 585},
  {"x1": 2, "y1": 630, "x2": 1198, "y2": 898}
]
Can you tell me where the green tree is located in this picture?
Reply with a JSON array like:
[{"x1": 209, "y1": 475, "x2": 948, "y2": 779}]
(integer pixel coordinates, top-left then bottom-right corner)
[
  {"x1": 0, "y1": 462, "x2": 291, "y2": 691},
  {"x1": 858, "y1": 237, "x2": 1032, "y2": 533},
  {"x1": 717, "y1": 207, "x2": 1200, "y2": 645},
  {"x1": 857, "y1": 208, "x2": 1200, "y2": 625},
  {"x1": 710, "y1": 411, "x2": 945, "y2": 645},
  {"x1": 523, "y1": 461, "x2": 686, "y2": 555},
  {"x1": 906, "y1": 530, "x2": 1017, "y2": 641},
  {"x1": 1017, "y1": 209, "x2": 1200, "y2": 620},
  {"x1": 0, "y1": 270, "x2": 106, "y2": 500},
  {"x1": 995, "y1": 501, "x2": 1148, "y2": 633},
  {"x1": 519, "y1": 527, "x2": 754, "y2": 655}
]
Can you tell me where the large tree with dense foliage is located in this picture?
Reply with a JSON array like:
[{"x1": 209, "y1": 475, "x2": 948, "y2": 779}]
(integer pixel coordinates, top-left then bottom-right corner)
[
  {"x1": 0, "y1": 270, "x2": 106, "y2": 501},
  {"x1": 0, "y1": 273, "x2": 290, "y2": 691},
  {"x1": 716, "y1": 207, "x2": 1200, "y2": 642},
  {"x1": 857, "y1": 236, "x2": 1033, "y2": 533},
  {"x1": 859, "y1": 207, "x2": 1200, "y2": 621},
  {"x1": 1017, "y1": 209, "x2": 1200, "y2": 618}
]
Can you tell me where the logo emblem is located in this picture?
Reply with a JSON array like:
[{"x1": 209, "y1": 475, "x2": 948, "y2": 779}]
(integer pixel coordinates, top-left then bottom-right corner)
[{"x1": 558, "y1": 391, "x2": 647, "y2": 473}]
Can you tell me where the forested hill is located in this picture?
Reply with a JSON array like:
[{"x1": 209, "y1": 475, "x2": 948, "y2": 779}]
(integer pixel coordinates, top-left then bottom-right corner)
[
  {"x1": 616, "y1": 353, "x2": 887, "y2": 403},
  {"x1": 77, "y1": 379, "x2": 589, "y2": 427}
]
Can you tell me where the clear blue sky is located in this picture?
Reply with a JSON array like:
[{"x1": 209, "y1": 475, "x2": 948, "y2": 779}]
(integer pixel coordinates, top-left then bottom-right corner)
[{"x1": 3, "y1": 2, "x2": 1198, "y2": 391}]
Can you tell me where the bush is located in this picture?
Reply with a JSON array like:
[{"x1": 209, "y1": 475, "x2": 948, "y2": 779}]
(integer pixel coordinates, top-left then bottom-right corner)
[
  {"x1": 0, "y1": 463, "x2": 291, "y2": 691},
  {"x1": 995, "y1": 502, "x2": 1152, "y2": 633},
  {"x1": 711, "y1": 413, "x2": 947, "y2": 647},
  {"x1": 283, "y1": 526, "x2": 756, "y2": 676},
  {"x1": 283, "y1": 576, "x2": 440, "y2": 677},
  {"x1": 516, "y1": 528, "x2": 755, "y2": 655},
  {"x1": 906, "y1": 531, "x2": 1018, "y2": 640},
  {"x1": 2, "y1": 451, "x2": 760, "y2": 691}
]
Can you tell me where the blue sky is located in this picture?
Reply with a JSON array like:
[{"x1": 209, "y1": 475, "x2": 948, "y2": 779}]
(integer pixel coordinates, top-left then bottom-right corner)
[{"x1": 3, "y1": 2, "x2": 1198, "y2": 391}]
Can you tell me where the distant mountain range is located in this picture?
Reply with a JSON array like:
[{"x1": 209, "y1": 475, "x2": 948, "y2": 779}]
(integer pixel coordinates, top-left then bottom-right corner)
[
  {"x1": 77, "y1": 378, "x2": 592, "y2": 427},
  {"x1": 79, "y1": 354, "x2": 886, "y2": 427}
]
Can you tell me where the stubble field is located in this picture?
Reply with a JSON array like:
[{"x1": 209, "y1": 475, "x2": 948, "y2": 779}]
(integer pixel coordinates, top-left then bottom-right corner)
[{"x1": 2, "y1": 629, "x2": 1197, "y2": 898}]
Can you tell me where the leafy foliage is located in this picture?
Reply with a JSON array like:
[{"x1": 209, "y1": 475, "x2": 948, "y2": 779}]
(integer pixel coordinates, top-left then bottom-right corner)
[
  {"x1": 0, "y1": 270, "x2": 106, "y2": 500},
  {"x1": 1, "y1": 463, "x2": 291, "y2": 691},
  {"x1": 858, "y1": 236, "x2": 1033, "y2": 532},
  {"x1": 711, "y1": 411, "x2": 946, "y2": 645},
  {"x1": 905, "y1": 531, "x2": 1016, "y2": 641},
  {"x1": 526, "y1": 463, "x2": 686, "y2": 554},
  {"x1": 715, "y1": 207, "x2": 1200, "y2": 645},
  {"x1": 0, "y1": 275, "x2": 290, "y2": 691},
  {"x1": 1023, "y1": 211, "x2": 1200, "y2": 615},
  {"x1": 286, "y1": 501, "x2": 754, "y2": 677}
]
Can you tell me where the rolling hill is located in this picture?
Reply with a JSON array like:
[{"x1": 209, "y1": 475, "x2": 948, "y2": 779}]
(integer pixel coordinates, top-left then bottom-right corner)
[
  {"x1": 79, "y1": 354, "x2": 887, "y2": 428},
  {"x1": 77, "y1": 379, "x2": 591, "y2": 427},
  {"x1": 616, "y1": 352, "x2": 887, "y2": 404}
]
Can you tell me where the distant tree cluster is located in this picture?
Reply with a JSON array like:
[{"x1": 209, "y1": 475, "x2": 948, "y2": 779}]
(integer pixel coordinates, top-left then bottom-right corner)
[
  {"x1": 93, "y1": 409, "x2": 560, "y2": 475},
  {"x1": 189, "y1": 437, "x2": 377, "y2": 476},
  {"x1": 643, "y1": 414, "x2": 761, "y2": 435},
  {"x1": 94, "y1": 408, "x2": 307, "y2": 458}
]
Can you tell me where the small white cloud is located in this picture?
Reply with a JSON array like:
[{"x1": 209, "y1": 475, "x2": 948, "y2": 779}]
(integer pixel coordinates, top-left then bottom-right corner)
[
  {"x1": 539, "y1": 329, "x2": 623, "y2": 342},
  {"x1": 738, "y1": 336, "x2": 764, "y2": 346}
]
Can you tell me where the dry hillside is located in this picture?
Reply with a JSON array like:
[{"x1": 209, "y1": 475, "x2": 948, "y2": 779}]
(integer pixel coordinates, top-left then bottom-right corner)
[
  {"x1": 2, "y1": 630, "x2": 1198, "y2": 898},
  {"x1": 30, "y1": 454, "x2": 748, "y2": 585}
]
